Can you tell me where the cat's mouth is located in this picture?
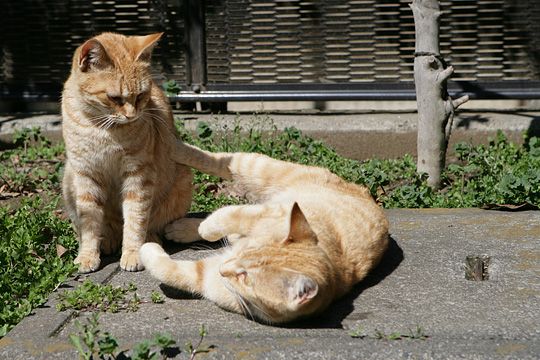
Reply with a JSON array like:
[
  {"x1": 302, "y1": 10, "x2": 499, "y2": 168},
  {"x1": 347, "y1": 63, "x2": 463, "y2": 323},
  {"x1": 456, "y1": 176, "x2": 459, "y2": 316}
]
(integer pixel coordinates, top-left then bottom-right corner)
[
  {"x1": 93, "y1": 115, "x2": 140, "y2": 129},
  {"x1": 114, "y1": 115, "x2": 140, "y2": 125}
]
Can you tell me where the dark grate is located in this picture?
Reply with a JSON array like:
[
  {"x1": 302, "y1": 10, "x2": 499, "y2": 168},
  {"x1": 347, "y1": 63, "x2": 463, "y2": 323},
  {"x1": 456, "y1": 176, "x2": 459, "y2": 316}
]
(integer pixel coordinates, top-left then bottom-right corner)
[
  {"x1": 1, "y1": 0, "x2": 186, "y2": 99},
  {"x1": 1, "y1": 0, "x2": 539, "y2": 101},
  {"x1": 205, "y1": 0, "x2": 540, "y2": 84}
]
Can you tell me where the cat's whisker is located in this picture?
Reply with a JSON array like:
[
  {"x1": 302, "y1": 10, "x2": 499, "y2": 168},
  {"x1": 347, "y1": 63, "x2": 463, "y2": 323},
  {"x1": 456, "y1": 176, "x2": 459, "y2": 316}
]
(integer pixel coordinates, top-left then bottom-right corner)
[
  {"x1": 245, "y1": 298, "x2": 272, "y2": 324},
  {"x1": 220, "y1": 236, "x2": 231, "y2": 248},
  {"x1": 189, "y1": 243, "x2": 216, "y2": 251},
  {"x1": 225, "y1": 281, "x2": 255, "y2": 321}
]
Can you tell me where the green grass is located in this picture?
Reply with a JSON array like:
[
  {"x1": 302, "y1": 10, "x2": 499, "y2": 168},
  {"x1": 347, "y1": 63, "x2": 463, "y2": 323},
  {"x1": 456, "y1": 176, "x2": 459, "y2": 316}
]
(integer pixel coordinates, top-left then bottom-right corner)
[
  {"x1": 0, "y1": 196, "x2": 77, "y2": 337},
  {"x1": 177, "y1": 118, "x2": 540, "y2": 209},
  {"x1": 56, "y1": 280, "x2": 141, "y2": 313},
  {"x1": 1, "y1": 119, "x2": 539, "y2": 338},
  {"x1": 69, "y1": 313, "x2": 213, "y2": 359},
  {"x1": 0, "y1": 127, "x2": 64, "y2": 195}
]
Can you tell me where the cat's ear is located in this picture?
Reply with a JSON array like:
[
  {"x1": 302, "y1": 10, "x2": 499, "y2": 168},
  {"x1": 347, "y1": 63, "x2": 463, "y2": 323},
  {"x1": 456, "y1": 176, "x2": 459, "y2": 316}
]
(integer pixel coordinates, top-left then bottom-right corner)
[
  {"x1": 289, "y1": 275, "x2": 318, "y2": 306},
  {"x1": 284, "y1": 203, "x2": 317, "y2": 245},
  {"x1": 78, "y1": 39, "x2": 111, "y2": 72},
  {"x1": 133, "y1": 33, "x2": 164, "y2": 62}
]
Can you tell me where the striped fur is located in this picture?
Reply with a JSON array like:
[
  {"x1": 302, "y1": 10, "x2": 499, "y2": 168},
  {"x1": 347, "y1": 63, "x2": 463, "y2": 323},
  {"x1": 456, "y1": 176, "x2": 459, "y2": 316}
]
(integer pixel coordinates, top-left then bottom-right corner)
[
  {"x1": 141, "y1": 146, "x2": 389, "y2": 323},
  {"x1": 62, "y1": 33, "x2": 193, "y2": 273}
]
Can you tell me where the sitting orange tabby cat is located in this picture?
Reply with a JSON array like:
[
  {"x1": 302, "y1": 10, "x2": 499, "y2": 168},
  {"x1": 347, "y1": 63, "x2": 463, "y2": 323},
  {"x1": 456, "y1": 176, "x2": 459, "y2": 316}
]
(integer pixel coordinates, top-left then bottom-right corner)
[
  {"x1": 140, "y1": 144, "x2": 389, "y2": 323},
  {"x1": 62, "y1": 32, "x2": 192, "y2": 273}
]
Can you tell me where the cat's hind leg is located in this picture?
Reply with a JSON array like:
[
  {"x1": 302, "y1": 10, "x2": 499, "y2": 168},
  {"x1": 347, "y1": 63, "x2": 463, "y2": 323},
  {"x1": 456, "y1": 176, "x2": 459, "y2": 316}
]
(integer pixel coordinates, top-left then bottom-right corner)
[{"x1": 164, "y1": 217, "x2": 203, "y2": 243}]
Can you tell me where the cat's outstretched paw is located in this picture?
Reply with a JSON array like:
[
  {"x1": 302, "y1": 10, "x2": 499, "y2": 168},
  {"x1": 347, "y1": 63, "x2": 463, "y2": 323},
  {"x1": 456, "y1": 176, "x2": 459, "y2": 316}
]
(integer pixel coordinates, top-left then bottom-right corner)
[
  {"x1": 120, "y1": 249, "x2": 144, "y2": 271},
  {"x1": 75, "y1": 251, "x2": 101, "y2": 273},
  {"x1": 140, "y1": 243, "x2": 169, "y2": 271},
  {"x1": 198, "y1": 217, "x2": 226, "y2": 242},
  {"x1": 164, "y1": 218, "x2": 204, "y2": 243}
]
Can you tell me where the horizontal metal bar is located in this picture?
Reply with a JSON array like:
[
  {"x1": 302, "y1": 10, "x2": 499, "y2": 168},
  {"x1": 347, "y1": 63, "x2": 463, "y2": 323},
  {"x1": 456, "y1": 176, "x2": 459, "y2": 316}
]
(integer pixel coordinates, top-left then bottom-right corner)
[
  {"x1": 2, "y1": 81, "x2": 540, "y2": 103},
  {"x1": 168, "y1": 81, "x2": 540, "y2": 102},
  {"x1": 169, "y1": 90, "x2": 416, "y2": 102}
]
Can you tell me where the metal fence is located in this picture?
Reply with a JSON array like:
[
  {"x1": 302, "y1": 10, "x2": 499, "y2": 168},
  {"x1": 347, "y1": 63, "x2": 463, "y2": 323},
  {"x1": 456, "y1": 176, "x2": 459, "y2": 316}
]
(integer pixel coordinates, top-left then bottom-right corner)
[{"x1": 1, "y1": 0, "x2": 540, "y2": 104}]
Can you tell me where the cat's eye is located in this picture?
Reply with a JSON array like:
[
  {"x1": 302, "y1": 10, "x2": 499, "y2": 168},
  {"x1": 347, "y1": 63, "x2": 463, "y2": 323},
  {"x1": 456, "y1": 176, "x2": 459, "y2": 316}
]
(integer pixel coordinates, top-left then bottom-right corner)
[
  {"x1": 136, "y1": 93, "x2": 146, "y2": 103},
  {"x1": 108, "y1": 95, "x2": 124, "y2": 105}
]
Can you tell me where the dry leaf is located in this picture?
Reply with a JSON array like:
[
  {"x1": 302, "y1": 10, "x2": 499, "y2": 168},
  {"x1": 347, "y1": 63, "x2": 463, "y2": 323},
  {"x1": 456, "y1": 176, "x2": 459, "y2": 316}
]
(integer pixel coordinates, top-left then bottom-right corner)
[{"x1": 56, "y1": 244, "x2": 67, "y2": 258}]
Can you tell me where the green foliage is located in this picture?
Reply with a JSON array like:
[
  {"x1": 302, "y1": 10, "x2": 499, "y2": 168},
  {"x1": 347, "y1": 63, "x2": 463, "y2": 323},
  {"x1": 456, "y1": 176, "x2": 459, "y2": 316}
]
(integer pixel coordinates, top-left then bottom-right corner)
[
  {"x1": 0, "y1": 127, "x2": 64, "y2": 195},
  {"x1": 373, "y1": 326, "x2": 428, "y2": 340},
  {"x1": 442, "y1": 132, "x2": 540, "y2": 207},
  {"x1": 348, "y1": 325, "x2": 367, "y2": 339},
  {"x1": 185, "y1": 325, "x2": 213, "y2": 359},
  {"x1": 0, "y1": 196, "x2": 77, "y2": 337},
  {"x1": 176, "y1": 119, "x2": 540, "y2": 209},
  {"x1": 69, "y1": 313, "x2": 185, "y2": 359},
  {"x1": 151, "y1": 291, "x2": 165, "y2": 304},
  {"x1": 56, "y1": 280, "x2": 141, "y2": 313},
  {"x1": 162, "y1": 80, "x2": 181, "y2": 96}
]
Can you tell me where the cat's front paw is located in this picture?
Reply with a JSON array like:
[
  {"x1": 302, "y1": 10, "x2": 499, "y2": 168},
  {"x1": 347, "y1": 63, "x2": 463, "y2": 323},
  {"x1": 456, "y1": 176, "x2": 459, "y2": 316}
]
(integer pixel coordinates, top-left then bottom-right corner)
[
  {"x1": 120, "y1": 249, "x2": 144, "y2": 272},
  {"x1": 198, "y1": 217, "x2": 225, "y2": 242},
  {"x1": 139, "y1": 242, "x2": 167, "y2": 268},
  {"x1": 164, "y1": 218, "x2": 203, "y2": 243},
  {"x1": 75, "y1": 251, "x2": 101, "y2": 273}
]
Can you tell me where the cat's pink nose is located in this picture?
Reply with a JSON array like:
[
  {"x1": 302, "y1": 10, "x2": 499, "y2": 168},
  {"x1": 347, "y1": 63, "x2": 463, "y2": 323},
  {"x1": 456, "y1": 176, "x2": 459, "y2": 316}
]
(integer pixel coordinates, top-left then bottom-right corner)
[{"x1": 123, "y1": 103, "x2": 137, "y2": 119}]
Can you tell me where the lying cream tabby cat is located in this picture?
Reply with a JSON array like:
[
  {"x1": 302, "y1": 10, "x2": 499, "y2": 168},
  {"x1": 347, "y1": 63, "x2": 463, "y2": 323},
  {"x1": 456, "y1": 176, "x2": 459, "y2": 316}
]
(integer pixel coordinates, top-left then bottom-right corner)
[{"x1": 141, "y1": 144, "x2": 389, "y2": 323}]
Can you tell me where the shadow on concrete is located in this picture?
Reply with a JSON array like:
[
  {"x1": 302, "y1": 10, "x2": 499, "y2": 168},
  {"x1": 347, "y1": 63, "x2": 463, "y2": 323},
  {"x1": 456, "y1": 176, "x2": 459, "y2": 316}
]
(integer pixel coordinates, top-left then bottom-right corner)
[
  {"x1": 456, "y1": 114, "x2": 489, "y2": 129},
  {"x1": 455, "y1": 111, "x2": 540, "y2": 140},
  {"x1": 525, "y1": 114, "x2": 540, "y2": 139},
  {"x1": 283, "y1": 236, "x2": 403, "y2": 329}
]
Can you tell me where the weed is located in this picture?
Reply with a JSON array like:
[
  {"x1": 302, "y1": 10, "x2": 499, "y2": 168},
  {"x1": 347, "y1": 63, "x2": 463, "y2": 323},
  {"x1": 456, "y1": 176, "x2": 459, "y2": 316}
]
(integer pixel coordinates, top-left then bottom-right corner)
[
  {"x1": 0, "y1": 127, "x2": 64, "y2": 197},
  {"x1": 151, "y1": 291, "x2": 165, "y2": 304},
  {"x1": 69, "y1": 313, "x2": 185, "y2": 359},
  {"x1": 56, "y1": 280, "x2": 141, "y2": 313},
  {"x1": 176, "y1": 120, "x2": 540, "y2": 209},
  {"x1": 0, "y1": 196, "x2": 77, "y2": 337},
  {"x1": 372, "y1": 326, "x2": 428, "y2": 340},
  {"x1": 348, "y1": 325, "x2": 367, "y2": 339},
  {"x1": 162, "y1": 80, "x2": 181, "y2": 96},
  {"x1": 185, "y1": 325, "x2": 214, "y2": 360}
]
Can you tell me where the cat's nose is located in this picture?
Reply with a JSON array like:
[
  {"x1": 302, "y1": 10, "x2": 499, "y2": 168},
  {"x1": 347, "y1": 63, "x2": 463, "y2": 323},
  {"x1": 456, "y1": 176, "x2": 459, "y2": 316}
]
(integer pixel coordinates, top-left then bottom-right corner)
[{"x1": 123, "y1": 103, "x2": 137, "y2": 119}]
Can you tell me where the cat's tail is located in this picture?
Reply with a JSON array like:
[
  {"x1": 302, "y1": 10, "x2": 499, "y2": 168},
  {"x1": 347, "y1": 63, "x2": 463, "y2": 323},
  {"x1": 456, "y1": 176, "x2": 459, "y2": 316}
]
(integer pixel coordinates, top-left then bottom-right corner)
[
  {"x1": 174, "y1": 141, "x2": 341, "y2": 194},
  {"x1": 174, "y1": 141, "x2": 234, "y2": 180}
]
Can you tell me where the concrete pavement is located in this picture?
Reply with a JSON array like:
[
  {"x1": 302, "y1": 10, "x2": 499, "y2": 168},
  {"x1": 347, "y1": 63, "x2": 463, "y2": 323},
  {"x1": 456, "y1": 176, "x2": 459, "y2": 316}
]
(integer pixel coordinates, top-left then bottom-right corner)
[{"x1": 1, "y1": 208, "x2": 539, "y2": 359}]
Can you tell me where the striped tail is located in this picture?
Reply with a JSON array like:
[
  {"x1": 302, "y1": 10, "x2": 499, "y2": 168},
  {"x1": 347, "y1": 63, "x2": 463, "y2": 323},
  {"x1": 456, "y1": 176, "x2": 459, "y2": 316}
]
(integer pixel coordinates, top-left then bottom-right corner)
[{"x1": 174, "y1": 141, "x2": 234, "y2": 180}]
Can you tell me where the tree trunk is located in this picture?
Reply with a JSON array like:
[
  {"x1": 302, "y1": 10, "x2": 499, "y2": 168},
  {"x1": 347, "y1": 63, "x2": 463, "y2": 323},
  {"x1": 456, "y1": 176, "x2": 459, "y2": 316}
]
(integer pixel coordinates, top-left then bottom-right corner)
[{"x1": 410, "y1": 0, "x2": 469, "y2": 189}]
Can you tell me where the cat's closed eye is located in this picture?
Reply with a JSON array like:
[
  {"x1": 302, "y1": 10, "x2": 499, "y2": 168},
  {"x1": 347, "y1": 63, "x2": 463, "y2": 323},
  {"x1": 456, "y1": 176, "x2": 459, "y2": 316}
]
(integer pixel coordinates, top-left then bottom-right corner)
[
  {"x1": 136, "y1": 93, "x2": 146, "y2": 104},
  {"x1": 108, "y1": 94, "x2": 124, "y2": 105}
]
